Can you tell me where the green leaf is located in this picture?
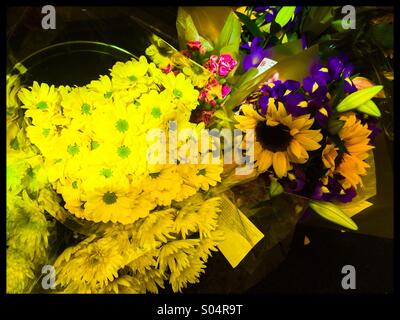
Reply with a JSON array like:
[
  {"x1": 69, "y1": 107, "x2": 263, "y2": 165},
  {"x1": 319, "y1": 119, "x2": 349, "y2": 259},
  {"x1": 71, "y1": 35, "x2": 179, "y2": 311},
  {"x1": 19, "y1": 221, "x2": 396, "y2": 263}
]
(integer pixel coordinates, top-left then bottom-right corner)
[
  {"x1": 309, "y1": 200, "x2": 358, "y2": 231},
  {"x1": 327, "y1": 119, "x2": 345, "y2": 135},
  {"x1": 329, "y1": 134, "x2": 348, "y2": 154},
  {"x1": 275, "y1": 6, "x2": 296, "y2": 27},
  {"x1": 269, "y1": 179, "x2": 284, "y2": 198},
  {"x1": 236, "y1": 11, "x2": 264, "y2": 38},
  {"x1": 370, "y1": 23, "x2": 393, "y2": 49},
  {"x1": 357, "y1": 100, "x2": 381, "y2": 118},
  {"x1": 331, "y1": 19, "x2": 349, "y2": 33},
  {"x1": 216, "y1": 12, "x2": 241, "y2": 58},
  {"x1": 223, "y1": 68, "x2": 259, "y2": 110},
  {"x1": 259, "y1": 23, "x2": 271, "y2": 33},
  {"x1": 330, "y1": 79, "x2": 344, "y2": 108},
  {"x1": 336, "y1": 85, "x2": 383, "y2": 112}
]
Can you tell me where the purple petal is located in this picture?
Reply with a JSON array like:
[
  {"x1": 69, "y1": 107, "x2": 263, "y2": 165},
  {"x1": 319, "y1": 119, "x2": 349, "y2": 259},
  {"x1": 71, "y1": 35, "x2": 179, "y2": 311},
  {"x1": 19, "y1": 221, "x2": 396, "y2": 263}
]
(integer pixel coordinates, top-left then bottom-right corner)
[
  {"x1": 254, "y1": 6, "x2": 270, "y2": 12},
  {"x1": 344, "y1": 78, "x2": 357, "y2": 93},
  {"x1": 251, "y1": 37, "x2": 264, "y2": 50},
  {"x1": 337, "y1": 187, "x2": 357, "y2": 203},
  {"x1": 303, "y1": 76, "x2": 318, "y2": 94},
  {"x1": 284, "y1": 80, "x2": 300, "y2": 91},
  {"x1": 315, "y1": 106, "x2": 330, "y2": 127},
  {"x1": 264, "y1": 8, "x2": 278, "y2": 23},
  {"x1": 343, "y1": 63, "x2": 355, "y2": 78},
  {"x1": 259, "y1": 95, "x2": 269, "y2": 114},
  {"x1": 327, "y1": 56, "x2": 344, "y2": 81},
  {"x1": 301, "y1": 33, "x2": 307, "y2": 49}
]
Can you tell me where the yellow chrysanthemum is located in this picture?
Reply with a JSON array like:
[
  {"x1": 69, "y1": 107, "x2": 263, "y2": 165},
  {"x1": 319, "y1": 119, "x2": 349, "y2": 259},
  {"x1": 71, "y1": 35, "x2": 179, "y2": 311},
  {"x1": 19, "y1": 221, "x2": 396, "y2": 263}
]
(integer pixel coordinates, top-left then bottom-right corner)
[
  {"x1": 88, "y1": 74, "x2": 114, "y2": 104},
  {"x1": 7, "y1": 248, "x2": 35, "y2": 293},
  {"x1": 78, "y1": 177, "x2": 154, "y2": 224},
  {"x1": 143, "y1": 165, "x2": 183, "y2": 206},
  {"x1": 90, "y1": 97, "x2": 143, "y2": 143},
  {"x1": 61, "y1": 86, "x2": 97, "y2": 123},
  {"x1": 110, "y1": 56, "x2": 151, "y2": 92},
  {"x1": 54, "y1": 235, "x2": 127, "y2": 293},
  {"x1": 322, "y1": 113, "x2": 374, "y2": 188},
  {"x1": 18, "y1": 81, "x2": 60, "y2": 112},
  {"x1": 182, "y1": 64, "x2": 211, "y2": 88},
  {"x1": 158, "y1": 72, "x2": 199, "y2": 113},
  {"x1": 7, "y1": 191, "x2": 48, "y2": 262},
  {"x1": 235, "y1": 101, "x2": 323, "y2": 178}
]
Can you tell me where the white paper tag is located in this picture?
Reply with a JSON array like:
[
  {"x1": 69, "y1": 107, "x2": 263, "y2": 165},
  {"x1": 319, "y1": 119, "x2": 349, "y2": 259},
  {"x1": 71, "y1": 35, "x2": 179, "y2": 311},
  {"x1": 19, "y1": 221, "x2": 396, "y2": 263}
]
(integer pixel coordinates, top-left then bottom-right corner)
[{"x1": 257, "y1": 57, "x2": 278, "y2": 74}]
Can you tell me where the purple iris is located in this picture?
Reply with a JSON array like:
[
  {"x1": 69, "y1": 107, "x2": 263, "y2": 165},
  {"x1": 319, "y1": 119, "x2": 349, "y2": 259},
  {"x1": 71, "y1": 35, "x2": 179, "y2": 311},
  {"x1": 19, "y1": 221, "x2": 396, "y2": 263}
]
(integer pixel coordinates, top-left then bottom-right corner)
[
  {"x1": 302, "y1": 76, "x2": 330, "y2": 107},
  {"x1": 264, "y1": 7, "x2": 278, "y2": 23},
  {"x1": 356, "y1": 114, "x2": 382, "y2": 144},
  {"x1": 301, "y1": 33, "x2": 307, "y2": 49},
  {"x1": 315, "y1": 104, "x2": 332, "y2": 128},
  {"x1": 253, "y1": 6, "x2": 270, "y2": 12},
  {"x1": 311, "y1": 176, "x2": 357, "y2": 203},
  {"x1": 259, "y1": 79, "x2": 309, "y2": 117},
  {"x1": 280, "y1": 167, "x2": 306, "y2": 193},
  {"x1": 344, "y1": 77, "x2": 357, "y2": 93},
  {"x1": 242, "y1": 37, "x2": 272, "y2": 72},
  {"x1": 326, "y1": 55, "x2": 356, "y2": 84},
  {"x1": 284, "y1": 6, "x2": 301, "y2": 31},
  {"x1": 259, "y1": 95, "x2": 270, "y2": 115}
]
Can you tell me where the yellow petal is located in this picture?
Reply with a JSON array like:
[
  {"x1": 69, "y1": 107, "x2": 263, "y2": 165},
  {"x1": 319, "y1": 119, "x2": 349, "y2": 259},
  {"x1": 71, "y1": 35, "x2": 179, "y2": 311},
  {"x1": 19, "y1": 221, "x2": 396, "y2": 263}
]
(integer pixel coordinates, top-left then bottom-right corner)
[
  {"x1": 241, "y1": 104, "x2": 265, "y2": 121},
  {"x1": 257, "y1": 149, "x2": 273, "y2": 172},
  {"x1": 273, "y1": 151, "x2": 288, "y2": 178},
  {"x1": 295, "y1": 132, "x2": 322, "y2": 151}
]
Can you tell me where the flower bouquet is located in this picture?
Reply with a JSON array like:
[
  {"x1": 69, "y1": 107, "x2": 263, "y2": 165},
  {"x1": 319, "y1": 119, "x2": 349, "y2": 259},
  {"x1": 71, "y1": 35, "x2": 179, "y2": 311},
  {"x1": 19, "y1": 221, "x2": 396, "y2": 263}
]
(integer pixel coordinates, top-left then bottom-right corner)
[{"x1": 6, "y1": 6, "x2": 388, "y2": 293}]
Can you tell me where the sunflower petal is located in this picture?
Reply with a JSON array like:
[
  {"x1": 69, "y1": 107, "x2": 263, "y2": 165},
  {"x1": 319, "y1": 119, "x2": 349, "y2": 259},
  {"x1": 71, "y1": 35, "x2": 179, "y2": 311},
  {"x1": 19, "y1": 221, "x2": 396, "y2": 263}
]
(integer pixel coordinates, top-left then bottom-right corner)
[
  {"x1": 257, "y1": 149, "x2": 273, "y2": 172},
  {"x1": 272, "y1": 151, "x2": 288, "y2": 178}
]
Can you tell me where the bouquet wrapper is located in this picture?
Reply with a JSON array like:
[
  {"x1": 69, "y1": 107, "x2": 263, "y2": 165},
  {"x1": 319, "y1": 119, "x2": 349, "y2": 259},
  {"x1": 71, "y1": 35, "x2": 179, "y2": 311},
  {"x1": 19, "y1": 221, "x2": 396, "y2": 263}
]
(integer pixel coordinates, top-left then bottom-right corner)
[{"x1": 7, "y1": 7, "x2": 385, "y2": 293}]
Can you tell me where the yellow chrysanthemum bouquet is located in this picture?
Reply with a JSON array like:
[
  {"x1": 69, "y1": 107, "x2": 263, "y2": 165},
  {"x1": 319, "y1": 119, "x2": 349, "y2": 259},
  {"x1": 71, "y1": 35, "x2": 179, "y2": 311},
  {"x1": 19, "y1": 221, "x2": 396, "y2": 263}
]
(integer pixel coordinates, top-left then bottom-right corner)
[
  {"x1": 7, "y1": 50, "x2": 232, "y2": 293},
  {"x1": 6, "y1": 6, "x2": 387, "y2": 294}
]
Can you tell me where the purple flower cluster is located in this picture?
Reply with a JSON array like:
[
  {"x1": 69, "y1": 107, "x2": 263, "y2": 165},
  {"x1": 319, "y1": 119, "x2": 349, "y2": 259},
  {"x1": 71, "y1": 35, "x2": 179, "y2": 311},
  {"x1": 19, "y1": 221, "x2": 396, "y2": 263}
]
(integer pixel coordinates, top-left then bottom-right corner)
[
  {"x1": 241, "y1": 37, "x2": 272, "y2": 72},
  {"x1": 257, "y1": 55, "x2": 359, "y2": 128}
]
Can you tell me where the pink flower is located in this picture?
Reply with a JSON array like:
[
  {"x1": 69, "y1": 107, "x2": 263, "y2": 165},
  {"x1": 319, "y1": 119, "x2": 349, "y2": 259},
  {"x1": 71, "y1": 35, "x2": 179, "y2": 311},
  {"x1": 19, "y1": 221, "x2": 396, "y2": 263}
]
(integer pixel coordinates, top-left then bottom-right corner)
[
  {"x1": 219, "y1": 53, "x2": 237, "y2": 69},
  {"x1": 161, "y1": 64, "x2": 173, "y2": 74},
  {"x1": 187, "y1": 40, "x2": 202, "y2": 51},
  {"x1": 218, "y1": 65, "x2": 231, "y2": 77},
  {"x1": 218, "y1": 53, "x2": 237, "y2": 77},
  {"x1": 200, "y1": 111, "x2": 213, "y2": 125},
  {"x1": 205, "y1": 55, "x2": 219, "y2": 74},
  {"x1": 221, "y1": 84, "x2": 231, "y2": 98}
]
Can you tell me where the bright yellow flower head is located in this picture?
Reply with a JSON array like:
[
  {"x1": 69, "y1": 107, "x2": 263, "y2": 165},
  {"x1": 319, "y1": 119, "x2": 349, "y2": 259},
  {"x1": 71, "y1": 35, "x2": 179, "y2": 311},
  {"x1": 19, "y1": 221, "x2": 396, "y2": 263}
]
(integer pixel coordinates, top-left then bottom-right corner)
[
  {"x1": 322, "y1": 113, "x2": 374, "y2": 189},
  {"x1": 110, "y1": 56, "x2": 150, "y2": 91},
  {"x1": 235, "y1": 101, "x2": 323, "y2": 178}
]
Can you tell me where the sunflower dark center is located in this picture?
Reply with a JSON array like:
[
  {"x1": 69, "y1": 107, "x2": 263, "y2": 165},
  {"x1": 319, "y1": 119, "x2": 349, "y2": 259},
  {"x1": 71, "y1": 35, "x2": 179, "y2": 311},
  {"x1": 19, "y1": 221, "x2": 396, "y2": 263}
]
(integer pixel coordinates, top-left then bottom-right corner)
[{"x1": 255, "y1": 121, "x2": 292, "y2": 152}]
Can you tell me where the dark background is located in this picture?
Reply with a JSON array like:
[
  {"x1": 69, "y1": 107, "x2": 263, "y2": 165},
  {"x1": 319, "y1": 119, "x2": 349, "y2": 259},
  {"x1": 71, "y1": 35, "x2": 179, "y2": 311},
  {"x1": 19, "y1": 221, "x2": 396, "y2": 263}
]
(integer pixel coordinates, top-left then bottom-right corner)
[{"x1": 6, "y1": 6, "x2": 394, "y2": 293}]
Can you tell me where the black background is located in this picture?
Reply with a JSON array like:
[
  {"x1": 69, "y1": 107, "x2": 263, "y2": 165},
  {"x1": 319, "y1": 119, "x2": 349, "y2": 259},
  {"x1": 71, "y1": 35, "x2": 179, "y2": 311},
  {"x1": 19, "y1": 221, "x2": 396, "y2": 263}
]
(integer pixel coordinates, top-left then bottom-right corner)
[{"x1": 6, "y1": 6, "x2": 394, "y2": 294}]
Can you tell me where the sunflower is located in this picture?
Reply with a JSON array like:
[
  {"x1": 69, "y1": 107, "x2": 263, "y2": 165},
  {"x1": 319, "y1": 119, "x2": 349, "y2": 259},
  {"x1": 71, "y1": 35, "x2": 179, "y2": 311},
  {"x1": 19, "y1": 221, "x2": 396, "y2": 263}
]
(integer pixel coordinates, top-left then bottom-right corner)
[
  {"x1": 322, "y1": 113, "x2": 374, "y2": 189},
  {"x1": 235, "y1": 101, "x2": 323, "y2": 178}
]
